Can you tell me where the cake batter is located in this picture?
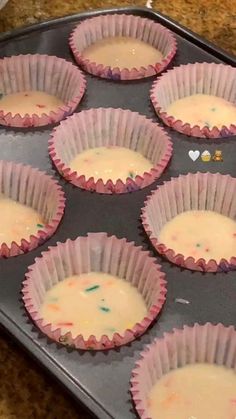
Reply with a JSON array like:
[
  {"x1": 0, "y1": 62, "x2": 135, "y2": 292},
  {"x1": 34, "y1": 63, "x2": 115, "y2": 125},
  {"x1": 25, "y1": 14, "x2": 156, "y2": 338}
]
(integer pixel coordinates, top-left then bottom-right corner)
[
  {"x1": 166, "y1": 94, "x2": 236, "y2": 128},
  {"x1": 0, "y1": 90, "x2": 64, "y2": 116},
  {"x1": 82, "y1": 36, "x2": 163, "y2": 69},
  {"x1": 69, "y1": 146, "x2": 153, "y2": 182},
  {"x1": 0, "y1": 194, "x2": 45, "y2": 245},
  {"x1": 40, "y1": 272, "x2": 147, "y2": 339},
  {"x1": 159, "y1": 210, "x2": 236, "y2": 262},
  {"x1": 147, "y1": 363, "x2": 236, "y2": 419}
]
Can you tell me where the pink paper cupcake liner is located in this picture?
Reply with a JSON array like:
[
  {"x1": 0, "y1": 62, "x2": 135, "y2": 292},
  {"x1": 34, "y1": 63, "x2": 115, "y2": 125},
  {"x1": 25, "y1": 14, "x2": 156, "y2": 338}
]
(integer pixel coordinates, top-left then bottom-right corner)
[
  {"x1": 150, "y1": 62, "x2": 236, "y2": 138},
  {"x1": 69, "y1": 14, "x2": 177, "y2": 80},
  {"x1": 130, "y1": 322, "x2": 236, "y2": 419},
  {"x1": 141, "y1": 172, "x2": 236, "y2": 272},
  {"x1": 48, "y1": 107, "x2": 173, "y2": 194},
  {"x1": 22, "y1": 232, "x2": 167, "y2": 350},
  {"x1": 0, "y1": 54, "x2": 86, "y2": 127},
  {"x1": 0, "y1": 160, "x2": 65, "y2": 257}
]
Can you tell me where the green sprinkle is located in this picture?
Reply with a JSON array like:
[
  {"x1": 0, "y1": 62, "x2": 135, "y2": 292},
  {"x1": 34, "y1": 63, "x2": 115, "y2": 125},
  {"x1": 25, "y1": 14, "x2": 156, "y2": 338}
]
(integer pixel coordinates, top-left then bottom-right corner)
[
  {"x1": 101, "y1": 298, "x2": 105, "y2": 301},
  {"x1": 211, "y1": 107, "x2": 216, "y2": 112},
  {"x1": 107, "y1": 327, "x2": 116, "y2": 332},
  {"x1": 129, "y1": 171, "x2": 135, "y2": 179},
  {"x1": 99, "y1": 306, "x2": 111, "y2": 313},
  {"x1": 85, "y1": 285, "x2": 100, "y2": 292},
  {"x1": 196, "y1": 243, "x2": 201, "y2": 247},
  {"x1": 95, "y1": 151, "x2": 100, "y2": 155},
  {"x1": 37, "y1": 223, "x2": 44, "y2": 228},
  {"x1": 49, "y1": 297, "x2": 58, "y2": 302}
]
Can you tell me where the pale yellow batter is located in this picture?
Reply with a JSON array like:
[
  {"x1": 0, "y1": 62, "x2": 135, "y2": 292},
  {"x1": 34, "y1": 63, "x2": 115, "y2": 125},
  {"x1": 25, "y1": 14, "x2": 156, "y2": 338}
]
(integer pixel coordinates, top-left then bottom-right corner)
[
  {"x1": 40, "y1": 272, "x2": 147, "y2": 339},
  {"x1": 0, "y1": 90, "x2": 64, "y2": 116},
  {"x1": 159, "y1": 210, "x2": 236, "y2": 262},
  {"x1": 166, "y1": 94, "x2": 236, "y2": 128},
  {"x1": 147, "y1": 363, "x2": 236, "y2": 419},
  {"x1": 82, "y1": 36, "x2": 163, "y2": 69},
  {"x1": 69, "y1": 146, "x2": 152, "y2": 182},
  {"x1": 0, "y1": 194, "x2": 44, "y2": 245}
]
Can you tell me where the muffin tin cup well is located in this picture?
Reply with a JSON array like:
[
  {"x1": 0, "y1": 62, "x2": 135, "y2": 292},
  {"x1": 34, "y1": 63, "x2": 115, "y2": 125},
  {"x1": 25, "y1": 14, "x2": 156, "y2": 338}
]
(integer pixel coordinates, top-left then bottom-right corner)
[
  {"x1": 0, "y1": 54, "x2": 86, "y2": 127},
  {"x1": 141, "y1": 172, "x2": 236, "y2": 272},
  {"x1": 130, "y1": 323, "x2": 236, "y2": 419},
  {"x1": 22, "y1": 232, "x2": 167, "y2": 351},
  {"x1": 49, "y1": 107, "x2": 173, "y2": 194},
  {"x1": 150, "y1": 62, "x2": 236, "y2": 138},
  {"x1": 0, "y1": 160, "x2": 65, "y2": 257},
  {"x1": 69, "y1": 14, "x2": 177, "y2": 80}
]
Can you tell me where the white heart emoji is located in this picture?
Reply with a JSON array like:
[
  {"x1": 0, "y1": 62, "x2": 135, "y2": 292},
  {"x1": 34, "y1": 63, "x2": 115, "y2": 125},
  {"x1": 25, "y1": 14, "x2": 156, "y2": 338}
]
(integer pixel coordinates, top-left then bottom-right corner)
[{"x1": 189, "y1": 150, "x2": 200, "y2": 161}]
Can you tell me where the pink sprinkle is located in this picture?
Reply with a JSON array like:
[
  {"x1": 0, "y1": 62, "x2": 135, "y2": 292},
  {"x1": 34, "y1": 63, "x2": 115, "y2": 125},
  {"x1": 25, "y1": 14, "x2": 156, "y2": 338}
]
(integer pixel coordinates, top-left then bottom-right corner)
[
  {"x1": 205, "y1": 248, "x2": 209, "y2": 252},
  {"x1": 230, "y1": 399, "x2": 236, "y2": 404},
  {"x1": 233, "y1": 233, "x2": 236, "y2": 237},
  {"x1": 36, "y1": 104, "x2": 46, "y2": 108},
  {"x1": 171, "y1": 235, "x2": 177, "y2": 241}
]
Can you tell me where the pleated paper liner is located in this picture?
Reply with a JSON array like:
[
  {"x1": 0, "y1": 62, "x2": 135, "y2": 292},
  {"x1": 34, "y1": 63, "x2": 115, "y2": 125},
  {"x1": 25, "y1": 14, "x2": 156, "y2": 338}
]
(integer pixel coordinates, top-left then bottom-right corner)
[
  {"x1": 130, "y1": 323, "x2": 236, "y2": 419},
  {"x1": 150, "y1": 62, "x2": 236, "y2": 138},
  {"x1": 69, "y1": 14, "x2": 177, "y2": 80},
  {"x1": 22, "y1": 232, "x2": 167, "y2": 350},
  {"x1": 141, "y1": 172, "x2": 236, "y2": 272},
  {"x1": 0, "y1": 54, "x2": 86, "y2": 127},
  {"x1": 49, "y1": 107, "x2": 173, "y2": 194},
  {"x1": 0, "y1": 0, "x2": 8, "y2": 10},
  {"x1": 0, "y1": 160, "x2": 65, "y2": 257}
]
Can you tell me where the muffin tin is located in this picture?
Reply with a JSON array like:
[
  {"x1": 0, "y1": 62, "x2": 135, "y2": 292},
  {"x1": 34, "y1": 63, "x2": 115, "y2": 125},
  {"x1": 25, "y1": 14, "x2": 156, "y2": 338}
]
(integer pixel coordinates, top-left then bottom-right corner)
[{"x1": 0, "y1": 6, "x2": 235, "y2": 419}]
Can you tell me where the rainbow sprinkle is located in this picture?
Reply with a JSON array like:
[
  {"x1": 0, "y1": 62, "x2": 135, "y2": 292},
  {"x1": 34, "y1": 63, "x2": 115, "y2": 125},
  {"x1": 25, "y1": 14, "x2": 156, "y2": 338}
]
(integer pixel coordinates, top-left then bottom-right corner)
[
  {"x1": 37, "y1": 223, "x2": 44, "y2": 228},
  {"x1": 99, "y1": 306, "x2": 110, "y2": 313},
  {"x1": 85, "y1": 284, "x2": 100, "y2": 292},
  {"x1": 57, "y1": 322, "x2": 73, "y2": 326},
  {"x1": 49, "y1": 297, "x2": 58, "y2": 302},
  {"x1": 107, "y1": 327, "x2": 116, "y2": 333}
]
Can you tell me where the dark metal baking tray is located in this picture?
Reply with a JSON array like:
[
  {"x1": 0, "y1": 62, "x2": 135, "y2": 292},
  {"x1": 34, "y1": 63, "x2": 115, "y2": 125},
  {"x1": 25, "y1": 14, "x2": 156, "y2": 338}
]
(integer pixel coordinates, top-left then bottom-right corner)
[{"x1": 0, "y1": 7, "x2": 235, "y2": 419}]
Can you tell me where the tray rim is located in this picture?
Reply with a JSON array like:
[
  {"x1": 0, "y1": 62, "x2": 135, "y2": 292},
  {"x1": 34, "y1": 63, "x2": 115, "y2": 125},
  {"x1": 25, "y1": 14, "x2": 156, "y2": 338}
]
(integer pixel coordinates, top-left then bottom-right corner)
[
  {"x1": 0, "y1": 6, "x2": 235, "y2": 419},
  {"x1": 0, "y1": 6, "x2": 235, "y2": 65}
]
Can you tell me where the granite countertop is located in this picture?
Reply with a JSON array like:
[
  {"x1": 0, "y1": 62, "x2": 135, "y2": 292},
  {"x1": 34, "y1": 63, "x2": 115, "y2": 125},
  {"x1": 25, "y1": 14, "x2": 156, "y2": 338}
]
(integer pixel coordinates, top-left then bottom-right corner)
[{"x1": 0, "y1": 1, "x2": 235, "y2": 419}]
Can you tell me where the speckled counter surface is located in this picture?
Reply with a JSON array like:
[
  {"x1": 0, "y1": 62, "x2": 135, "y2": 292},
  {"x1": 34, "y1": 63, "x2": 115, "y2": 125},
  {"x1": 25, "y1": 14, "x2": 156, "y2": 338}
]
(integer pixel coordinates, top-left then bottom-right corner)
[
  {"x1": 0, "y1": 1, "x2": 235, "y2": 419},
  {"x1": 0, "y1": 0, "x2": 235, "y2": 54}
]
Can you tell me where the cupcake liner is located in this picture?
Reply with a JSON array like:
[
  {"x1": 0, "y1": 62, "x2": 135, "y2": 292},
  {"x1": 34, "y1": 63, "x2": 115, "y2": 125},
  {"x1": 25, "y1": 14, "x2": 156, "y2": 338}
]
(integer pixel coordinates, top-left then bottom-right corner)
[
  {"x1": 0, "y1": 160, "x2": 65, "y2": 257},
  {"x1": 69, "y1": 14, "x2": 177, "y2": 80},
  {"x1": 22, "y1": 232, "x2": 167, "y2": 350},
  {"x1": 0, "y1": 54, "x2": 86, "y2": 127},
  {"x1": 150, "y1": 62, "x2": 236, "y2": 138},
  {"x1": 130, "y1": 322, "x2": 236, "y2": 418},
  {"x1": 49, "y1": 108, "x2": 173, "y2": 194},
  {"x1": 141, "y1": 172, "x2": 236, "y2": 272},
  {"x1": 0, "y1": 0, "x2": 9, "y2": 10}
]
